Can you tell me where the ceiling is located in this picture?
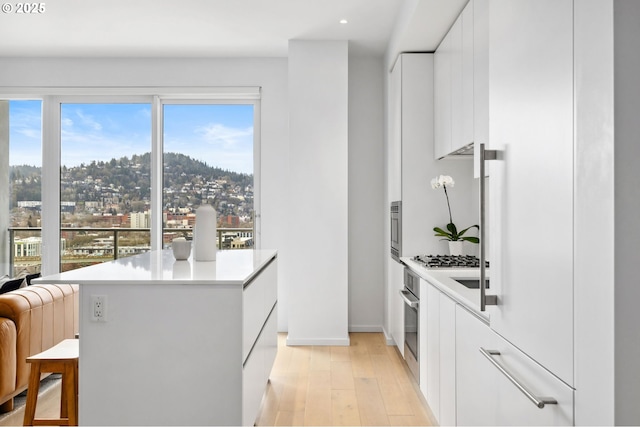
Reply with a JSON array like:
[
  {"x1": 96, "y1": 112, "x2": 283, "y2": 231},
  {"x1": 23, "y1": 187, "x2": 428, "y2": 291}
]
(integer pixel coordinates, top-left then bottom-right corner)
[{"x1": 0, "y1": 0, "x2": 468, "y2": 58}]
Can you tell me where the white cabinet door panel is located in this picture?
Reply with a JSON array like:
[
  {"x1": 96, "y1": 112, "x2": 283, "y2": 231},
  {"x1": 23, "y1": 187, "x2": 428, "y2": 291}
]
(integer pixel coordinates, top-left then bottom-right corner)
[
  {"x1": 450, "y1": 13, "x2": 463, "y2": 153},
  {"x1": 425, "y1": 284, "x2": 440, "y2": 420},
  {"x1": 391, "y1": 261, "x2": 405, "y2": 356},
  {"x1": 434, "y1": 31, "x2": 452, "y2": 159},
  {"x1": 456, "y1": 305, "x2": 497, "y2": 426},
  {"x1": 439, "y1": 294, "x2": 457, "y2": 426},
  {"x1": 488, "y1": 0, "x2": 574, "y2": 385},
  {"x1": 492, "y1": 332, "x2": 574, "y2": 426}
]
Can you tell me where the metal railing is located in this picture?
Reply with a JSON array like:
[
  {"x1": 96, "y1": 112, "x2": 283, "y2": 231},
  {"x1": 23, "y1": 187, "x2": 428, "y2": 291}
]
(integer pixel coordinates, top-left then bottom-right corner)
[{"x1": 8, "y1": 226, "x2": 254, "y2": 276}]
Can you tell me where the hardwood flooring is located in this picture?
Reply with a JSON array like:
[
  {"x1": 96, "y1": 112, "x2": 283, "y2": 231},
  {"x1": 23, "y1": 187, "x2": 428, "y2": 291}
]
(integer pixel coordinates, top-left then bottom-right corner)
[
  {"x1": 255, "y1": 333, "x2": 436, "y2": 426},
  {"x1": 0, "y1": 332, "x2": 436, "y2": 426}
]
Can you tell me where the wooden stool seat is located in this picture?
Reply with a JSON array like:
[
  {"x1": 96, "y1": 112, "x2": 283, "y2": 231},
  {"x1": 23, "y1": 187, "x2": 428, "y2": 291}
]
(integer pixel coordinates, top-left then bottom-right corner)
[{"x1": 23, "y1": 339, "x2": 79, "y2": 426}]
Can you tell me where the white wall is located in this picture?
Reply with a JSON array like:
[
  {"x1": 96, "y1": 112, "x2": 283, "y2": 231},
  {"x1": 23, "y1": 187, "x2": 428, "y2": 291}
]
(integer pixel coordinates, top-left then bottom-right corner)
[
  {"x1": 348, "y1": 56, "x2": 385, "y2": 332},
  {"x1": 286, "y1": 40, "x2": 350, "y2": 345}
]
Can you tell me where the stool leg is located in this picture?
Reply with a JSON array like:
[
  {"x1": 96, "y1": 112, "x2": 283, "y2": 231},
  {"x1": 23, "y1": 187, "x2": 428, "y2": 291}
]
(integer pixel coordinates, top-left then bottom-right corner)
[
  {"x1": 61, "y1": 370, "x2": 68, "y2": 419},
  {"x1": 23, "y1": 362, "x2": 42, "y2": 426},
  {"x1": 64, "y1": 362, "x2": 78, "y2": 426}
]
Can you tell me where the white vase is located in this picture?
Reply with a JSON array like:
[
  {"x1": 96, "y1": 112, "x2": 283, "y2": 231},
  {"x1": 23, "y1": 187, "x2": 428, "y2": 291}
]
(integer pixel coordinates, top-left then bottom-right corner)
[
  {"x1": 194, "y1": 204, "x2": 217, "y2": 261},
  {"x1": 448, "y1": 240, "x2": 464, "y2": 256}
]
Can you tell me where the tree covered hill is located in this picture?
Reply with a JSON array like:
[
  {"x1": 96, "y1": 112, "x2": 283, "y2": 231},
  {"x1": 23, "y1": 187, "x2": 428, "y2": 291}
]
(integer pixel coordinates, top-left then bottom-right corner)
[{"x1": 10, "y1": 152, "x2": 253, "y2": 207}]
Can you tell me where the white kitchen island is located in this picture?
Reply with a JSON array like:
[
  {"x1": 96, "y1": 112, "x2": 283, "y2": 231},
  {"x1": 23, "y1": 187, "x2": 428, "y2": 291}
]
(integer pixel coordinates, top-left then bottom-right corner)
[{"x1": 36, "y1": 248, "x2": 278, "y2": 426}]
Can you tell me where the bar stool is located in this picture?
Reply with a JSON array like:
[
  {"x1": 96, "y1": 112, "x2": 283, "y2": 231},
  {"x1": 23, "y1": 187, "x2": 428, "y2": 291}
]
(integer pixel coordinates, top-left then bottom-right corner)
[{"x1": 23, "y1": 339, "x2": 79, "y2": 426}]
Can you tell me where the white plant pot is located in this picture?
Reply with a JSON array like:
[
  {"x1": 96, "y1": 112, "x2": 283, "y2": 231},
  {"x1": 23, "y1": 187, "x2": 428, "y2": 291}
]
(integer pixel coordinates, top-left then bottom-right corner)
[{"x1": 448, "y1": 240, "x2": 464, "y2": 256}]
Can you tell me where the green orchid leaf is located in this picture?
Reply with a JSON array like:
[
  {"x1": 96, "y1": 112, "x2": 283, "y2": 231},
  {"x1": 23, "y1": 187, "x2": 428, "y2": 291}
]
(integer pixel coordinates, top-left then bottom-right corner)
[
  {"x1": 457, "y1": 225, "x2": 479, "y2": 237},
  {"x1": 446, "y1": 222, "x2": 458, "y2": 236},
  {"x1": 433, "y1": 227, "x2": 451, "y2": 236},
  {"x1": 461, "y1": 236, "x2": 480, "y2": 244}
]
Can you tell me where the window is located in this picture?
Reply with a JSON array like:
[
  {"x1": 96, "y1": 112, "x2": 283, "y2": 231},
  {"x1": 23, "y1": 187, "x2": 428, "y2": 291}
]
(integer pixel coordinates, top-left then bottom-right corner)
[
  {"x1": 2, "y1": 100, "x2": 43, "y2": 277},
  {"x1": 59, "y1": 102, "x2": 152, "y2": 272},
  {"x1": 1, "y1": 90, "x2": 260, "y2": 275},
  {"x1": 162, "y1": 103, "x2": 255, "y2": 250}
]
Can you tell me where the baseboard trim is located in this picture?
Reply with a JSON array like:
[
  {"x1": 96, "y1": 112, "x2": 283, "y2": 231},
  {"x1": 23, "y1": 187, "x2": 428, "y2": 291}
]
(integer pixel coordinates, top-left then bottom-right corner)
[
  {"x1": 348, "y1": 325, "x2": 384, "y2": 333},
  {"x1": 286, "y1": 335, "x2": 351, "y2": 346}
]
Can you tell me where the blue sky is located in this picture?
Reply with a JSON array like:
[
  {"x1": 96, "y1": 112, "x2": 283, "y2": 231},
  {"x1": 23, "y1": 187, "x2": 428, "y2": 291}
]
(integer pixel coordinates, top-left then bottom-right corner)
[{"x1": 9, "y1": 100, "x2": 254, "y2": 174}]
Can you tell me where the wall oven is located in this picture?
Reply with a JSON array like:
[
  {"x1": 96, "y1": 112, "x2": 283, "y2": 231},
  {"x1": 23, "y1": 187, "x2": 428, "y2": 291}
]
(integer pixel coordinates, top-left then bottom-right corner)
[
  {"x1": 390, "y1": 201, "x2": 402, "y2": 261},
  {"x1": 400, "y1": 267, "x2": 420, "y2": 382}
]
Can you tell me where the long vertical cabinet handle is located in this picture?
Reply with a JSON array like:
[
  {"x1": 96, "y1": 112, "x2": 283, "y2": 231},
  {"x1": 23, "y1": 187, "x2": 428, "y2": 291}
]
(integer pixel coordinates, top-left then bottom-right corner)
[
  {"x1": 479, "y1": 348, "x2": 558, "y2": 409},
  {"x1": 479, "y1": 143, "x2": 498, "y2": 311}
]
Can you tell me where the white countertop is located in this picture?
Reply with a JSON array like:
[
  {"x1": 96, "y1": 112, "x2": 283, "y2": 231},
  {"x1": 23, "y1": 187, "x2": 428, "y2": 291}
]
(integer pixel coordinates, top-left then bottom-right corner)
[
  {"x1": 35, "y1": 249, "x2": 277, "y2": 286},
  {"x1": 401, "y1": 256, "x2": 490, "y2": 322}
]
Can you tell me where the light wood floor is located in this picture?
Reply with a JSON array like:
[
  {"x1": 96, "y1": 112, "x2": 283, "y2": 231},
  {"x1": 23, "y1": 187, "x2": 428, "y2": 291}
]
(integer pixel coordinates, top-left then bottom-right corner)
[
  {"x1": 0, "y1": 332, "x2": 436, "y2": 426},
  {"x1": 255, "y1": 333, "x2": 436, "y2": 426}
]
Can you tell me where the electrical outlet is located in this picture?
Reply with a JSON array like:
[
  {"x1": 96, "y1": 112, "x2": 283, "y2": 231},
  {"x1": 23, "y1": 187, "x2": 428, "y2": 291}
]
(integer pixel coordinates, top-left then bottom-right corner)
[{"x1": 91, "y1": 295, "x2": 107, "y2": 322}]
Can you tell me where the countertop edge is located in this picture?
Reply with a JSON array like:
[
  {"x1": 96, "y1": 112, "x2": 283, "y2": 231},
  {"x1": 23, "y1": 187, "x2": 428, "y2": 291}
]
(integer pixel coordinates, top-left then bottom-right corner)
[{"x1": 34, "y1": 249, "x2": 278, "y2": 287}]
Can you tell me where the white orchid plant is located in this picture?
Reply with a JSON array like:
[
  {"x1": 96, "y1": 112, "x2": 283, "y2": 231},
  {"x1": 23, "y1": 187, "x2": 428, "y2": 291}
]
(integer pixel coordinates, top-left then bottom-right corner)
[{"x1": 431, "y1": 175, "x2": 479, "y2": 243}]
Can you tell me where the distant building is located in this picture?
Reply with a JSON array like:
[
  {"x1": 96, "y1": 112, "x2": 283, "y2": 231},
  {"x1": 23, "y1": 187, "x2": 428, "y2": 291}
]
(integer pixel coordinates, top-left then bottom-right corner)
[
  {"x1": 223, "y1": 215, "x2": 240, "y2": 227},
  {"x1": 14, "y1": 236, "x2": 66, "y2": 257},
  {"x1": 130, "y1": 211, "x2": 150, "y2": 228}
]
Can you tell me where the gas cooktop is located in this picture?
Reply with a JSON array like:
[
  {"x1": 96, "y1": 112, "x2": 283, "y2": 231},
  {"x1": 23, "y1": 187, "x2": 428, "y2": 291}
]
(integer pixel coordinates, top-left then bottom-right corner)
[{"x1": 411, "y1": 254, "x2": 489, "y2": 269}]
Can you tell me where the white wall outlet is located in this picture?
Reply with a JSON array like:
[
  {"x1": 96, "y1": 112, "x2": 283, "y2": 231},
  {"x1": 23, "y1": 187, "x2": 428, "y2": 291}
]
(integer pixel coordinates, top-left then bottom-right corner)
[{"x1": 91, "y1": 295, "x2": 108, "y2": 322}]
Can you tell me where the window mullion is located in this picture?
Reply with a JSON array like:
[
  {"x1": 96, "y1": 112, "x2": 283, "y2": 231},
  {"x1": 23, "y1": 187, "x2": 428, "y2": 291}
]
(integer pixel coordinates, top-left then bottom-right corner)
[
  {"x1": 41, "y1": 96, "x2": 61, "y2": 275},
  {"x1": 151, "y1": 96, "x2": 163, "y2": 251}
]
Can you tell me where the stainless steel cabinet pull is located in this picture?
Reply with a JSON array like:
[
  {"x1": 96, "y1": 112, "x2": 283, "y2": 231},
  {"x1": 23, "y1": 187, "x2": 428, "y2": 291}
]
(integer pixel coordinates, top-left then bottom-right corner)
[
  {"x1": 399, "y1": 290, "x2": 419, "y2": 308},
  {"x1": 479, "y1": 348, "x2": 558, "y2": 409},
  {"x1": 479, "y1": 143, "x2": 498, "y2": 311}
]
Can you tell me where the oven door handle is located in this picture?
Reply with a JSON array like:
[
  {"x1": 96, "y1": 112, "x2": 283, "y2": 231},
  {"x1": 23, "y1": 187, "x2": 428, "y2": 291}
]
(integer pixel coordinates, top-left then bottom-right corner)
[{"x1": 399, "y1": 290, "x2": 419, "y2": 308}]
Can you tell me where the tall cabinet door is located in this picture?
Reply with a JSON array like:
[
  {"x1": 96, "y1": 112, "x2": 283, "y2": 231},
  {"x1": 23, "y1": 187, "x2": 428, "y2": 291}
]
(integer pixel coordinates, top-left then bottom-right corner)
[{"x1": 487, "y1": 0, "x2": 574, "y2": 385}]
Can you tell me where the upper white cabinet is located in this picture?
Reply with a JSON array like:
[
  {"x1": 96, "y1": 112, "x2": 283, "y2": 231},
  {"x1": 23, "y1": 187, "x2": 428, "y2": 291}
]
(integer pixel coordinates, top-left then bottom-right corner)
[
  {"x1": 434, "y1": 32, "x2": 452, "y2": 160},
  {"x1": 435, "y1": 0, "x2": 485, "y2": 160},
  {"x1": 473, "y1": 0, "x2": 489, "y2": 177},
  {"x1": 486, "y1": 0, "x2": 574, "y2": 386},
  {"x1": 395, "y1": 53, "x2": 437, "y2": 257}
]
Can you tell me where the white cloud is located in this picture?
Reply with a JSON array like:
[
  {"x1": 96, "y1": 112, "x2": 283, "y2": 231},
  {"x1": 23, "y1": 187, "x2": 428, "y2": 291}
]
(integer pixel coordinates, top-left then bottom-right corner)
[
  {"x1": 75, "y1": 110, "x2": 103, "y2": 131},
  {"x1": 195, "y1": 123, "x2": 253, "y2": 149}
]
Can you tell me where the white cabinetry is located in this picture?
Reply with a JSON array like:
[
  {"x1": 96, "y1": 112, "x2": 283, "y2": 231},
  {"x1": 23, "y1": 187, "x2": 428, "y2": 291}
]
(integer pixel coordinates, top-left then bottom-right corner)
[
  {"x1": 487, "y1": 0, "x2": 574, "y2": 386},
  {"x1": 388, "y1": 53, "x2": 433, "y2": 354},
  {"x1": 419, "y1": 278, "x2": 456, "y2": 426},
  {"x1": 456, "y1": 305, "x2": 574, "y2": 426},
  {"x1": 390, "y1": 260, "x2": 405, "y2": 356},
  {"x1": 434, "y1": 30, "x2": 452, "y2": 159},
  {"x1": 456, "y1": 305, "x2": 497, "y2": 426},
  {"x1": 473, "y1": 0, "x2": 489, "y2": 177},
  {"x1": 435, "y1": 0, "x2": 481, "y2": 159}
]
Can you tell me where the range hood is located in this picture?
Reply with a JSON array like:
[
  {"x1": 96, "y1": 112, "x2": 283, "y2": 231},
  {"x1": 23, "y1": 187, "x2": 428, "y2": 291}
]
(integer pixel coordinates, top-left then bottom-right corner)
[{"x1": 441, "y1": 142, "x2": 474, "y2": 158}]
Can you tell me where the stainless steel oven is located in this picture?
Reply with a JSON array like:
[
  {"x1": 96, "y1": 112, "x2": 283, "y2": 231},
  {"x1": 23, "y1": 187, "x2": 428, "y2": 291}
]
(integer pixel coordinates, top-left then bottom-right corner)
[
  {"x1": 390, "y1": 201, "x2": 402, "y2": 261},
  {"x1": 400, "y1": 267, "x2": 420, "y2": 382}
]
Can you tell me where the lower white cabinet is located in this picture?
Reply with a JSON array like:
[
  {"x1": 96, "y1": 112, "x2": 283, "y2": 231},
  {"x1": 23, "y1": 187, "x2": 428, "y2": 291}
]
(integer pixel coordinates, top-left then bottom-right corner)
[
  {"x1": 456, "y1": 305, "x2": 498, "y2": 425},
  {"x1": 456, "y1": 305, "x2": 574, "y2": 426},
  {"x1": 242, "y1": 304, "x2": 278, "y2": 426},
  {"x1": 391, "y1": 261, "x2": 405, "y2": 356},
  {"x1": 419, "y1": 279, "x2": 456, "y2": 425}
]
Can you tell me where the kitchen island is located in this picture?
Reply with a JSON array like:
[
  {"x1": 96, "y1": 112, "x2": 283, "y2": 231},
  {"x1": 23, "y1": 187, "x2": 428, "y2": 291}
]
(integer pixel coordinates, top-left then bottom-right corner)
[{"x1": 35, "y1": 248, "x2": 278, "y2": 426}]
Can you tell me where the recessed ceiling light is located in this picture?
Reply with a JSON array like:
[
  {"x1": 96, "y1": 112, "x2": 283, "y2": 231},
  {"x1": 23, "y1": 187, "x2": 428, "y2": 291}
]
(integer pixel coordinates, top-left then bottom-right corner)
[{"x1": 339, "y1": 19, "x2": 348, "y2": 24}]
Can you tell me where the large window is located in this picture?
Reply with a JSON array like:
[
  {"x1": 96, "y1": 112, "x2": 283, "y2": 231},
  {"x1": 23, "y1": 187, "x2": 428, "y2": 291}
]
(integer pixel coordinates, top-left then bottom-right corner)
[
  {"x1": 162, "y1": 103, "x2": 254, "y2": 250},
  {"x1": 2, "y1": 90, "x2": 260, "y2": 276},
  {"x1": 60, "y1": 103, "x2": 152, "y2": 272},
  {"x1": 4, "y1": 100, "x2": 43, "y2": 277}
]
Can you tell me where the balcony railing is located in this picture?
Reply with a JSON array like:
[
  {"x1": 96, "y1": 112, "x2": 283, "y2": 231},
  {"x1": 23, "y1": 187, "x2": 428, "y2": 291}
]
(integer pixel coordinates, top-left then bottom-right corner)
[{"x1": 8, "y1": 226, "x2": 254, "y2": 276}]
